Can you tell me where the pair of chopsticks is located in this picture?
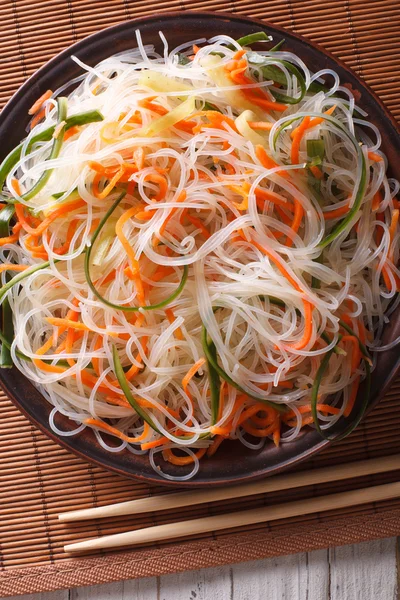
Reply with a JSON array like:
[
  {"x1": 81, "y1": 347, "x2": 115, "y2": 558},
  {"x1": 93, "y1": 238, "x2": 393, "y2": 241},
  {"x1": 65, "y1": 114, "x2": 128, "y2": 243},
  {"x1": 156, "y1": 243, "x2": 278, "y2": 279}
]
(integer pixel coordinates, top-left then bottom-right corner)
[{"x1": 60, "y1": 454, "x2": 400, "y2": 553}]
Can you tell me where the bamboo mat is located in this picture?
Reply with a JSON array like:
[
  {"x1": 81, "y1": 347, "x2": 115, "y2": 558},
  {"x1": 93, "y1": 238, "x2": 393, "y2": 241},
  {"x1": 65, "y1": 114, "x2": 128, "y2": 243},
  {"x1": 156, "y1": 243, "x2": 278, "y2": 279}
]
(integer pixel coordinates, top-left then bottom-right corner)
[{"x1": 1, "y1": 0, "x2": 400, "y2": 596}]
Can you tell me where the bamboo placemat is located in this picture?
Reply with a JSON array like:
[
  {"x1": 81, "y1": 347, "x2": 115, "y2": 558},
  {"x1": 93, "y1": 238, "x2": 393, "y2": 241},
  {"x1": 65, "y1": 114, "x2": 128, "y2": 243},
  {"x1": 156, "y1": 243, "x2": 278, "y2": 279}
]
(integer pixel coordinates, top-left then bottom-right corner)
[{"x1": 1, "y1": 0, "x2": 400, "y2": 596}]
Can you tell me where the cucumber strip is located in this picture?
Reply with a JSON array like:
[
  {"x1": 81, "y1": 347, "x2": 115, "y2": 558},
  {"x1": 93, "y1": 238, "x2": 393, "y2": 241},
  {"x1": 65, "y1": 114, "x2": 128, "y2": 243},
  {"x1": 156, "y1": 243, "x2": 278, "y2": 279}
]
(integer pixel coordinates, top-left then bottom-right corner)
[
  {"x1": 84, "y1": 192, "x2": 188, "y2": 312},
  {"x1": 19, "y1": 97, "x2": 68, "y2": 202},
  {"x1": 0, "y1": 109, "x2": 104, "y2": 191},
  {"x1": 112, "y1": 345, "x2": 160, "y2": 433},
  {"x1": 201, "y1": 324, "x2": 286, "y2": 413}
]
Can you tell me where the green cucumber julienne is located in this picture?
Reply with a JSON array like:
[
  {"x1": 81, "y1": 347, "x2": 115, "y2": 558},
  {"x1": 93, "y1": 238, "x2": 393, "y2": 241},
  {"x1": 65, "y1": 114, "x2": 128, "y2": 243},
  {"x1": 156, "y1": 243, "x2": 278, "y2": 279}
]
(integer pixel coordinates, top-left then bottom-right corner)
[
  {"x1": 201, "y1": 323, "x2": 286, "y2": 413},
  {"x1": 0, "y1": 108, "x2": 104, "y2": 192},
  {"x1": 84, "y1": 191, "x2": 188, "y2": 312},
  {"x1": 113, "y1": 345, "x2": 211, "y2": 440},
  {"x1": 273, "y1": 112, "x2": 367, "y2": 248},
  {"x1": 0, "y1": 204, "x2": 17, "y2": 367},
  {"x1": 112, "y1": 345, "x2": 160, "y2": 433}
]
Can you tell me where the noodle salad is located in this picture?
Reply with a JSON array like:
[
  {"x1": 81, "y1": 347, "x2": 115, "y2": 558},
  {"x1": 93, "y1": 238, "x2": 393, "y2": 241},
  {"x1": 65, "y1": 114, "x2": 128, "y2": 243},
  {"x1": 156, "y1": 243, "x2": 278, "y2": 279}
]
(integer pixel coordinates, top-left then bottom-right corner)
[{"x1": 0, "y1": 31, "x2": 398, "y2": 481}]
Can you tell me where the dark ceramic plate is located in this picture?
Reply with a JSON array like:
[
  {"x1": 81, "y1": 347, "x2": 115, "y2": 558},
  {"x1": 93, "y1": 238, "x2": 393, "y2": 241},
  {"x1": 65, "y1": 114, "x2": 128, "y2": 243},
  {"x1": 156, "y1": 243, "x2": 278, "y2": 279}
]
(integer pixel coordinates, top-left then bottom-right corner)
[{"x1": 1, "y1": 12, "x2": 399, "y2": 487}]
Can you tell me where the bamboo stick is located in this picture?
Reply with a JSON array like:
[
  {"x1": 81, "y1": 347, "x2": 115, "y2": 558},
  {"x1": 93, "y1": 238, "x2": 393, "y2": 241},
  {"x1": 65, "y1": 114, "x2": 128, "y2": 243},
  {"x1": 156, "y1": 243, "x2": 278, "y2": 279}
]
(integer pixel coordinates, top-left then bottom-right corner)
[
  {"x1": 64, "y1": 480, "x2": 400, "y2": 552},
  {"x1": 59, "y1": 454, "x2": 400, "y2": 522}
]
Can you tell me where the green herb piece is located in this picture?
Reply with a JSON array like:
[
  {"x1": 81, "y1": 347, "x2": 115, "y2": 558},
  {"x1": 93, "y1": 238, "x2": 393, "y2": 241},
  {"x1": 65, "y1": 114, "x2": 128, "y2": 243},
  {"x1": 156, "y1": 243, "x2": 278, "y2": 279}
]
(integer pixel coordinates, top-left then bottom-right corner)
[
  {"x1": 269, "y1": 39, "x2": 285, "y2": 52},
  {"x1": 234, "y1": 32, "x2": 272, "y2": 47},
  {"x1": 177, "y1": 53, "x2": 191, "y2": 65}
]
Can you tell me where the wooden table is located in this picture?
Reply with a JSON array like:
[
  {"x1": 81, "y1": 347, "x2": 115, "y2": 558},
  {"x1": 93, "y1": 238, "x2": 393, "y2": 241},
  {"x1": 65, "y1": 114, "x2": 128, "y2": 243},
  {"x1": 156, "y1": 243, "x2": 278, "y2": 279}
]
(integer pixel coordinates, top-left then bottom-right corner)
[{"x1": 9, "y1": 538, "x2": 398, "y2": 600}]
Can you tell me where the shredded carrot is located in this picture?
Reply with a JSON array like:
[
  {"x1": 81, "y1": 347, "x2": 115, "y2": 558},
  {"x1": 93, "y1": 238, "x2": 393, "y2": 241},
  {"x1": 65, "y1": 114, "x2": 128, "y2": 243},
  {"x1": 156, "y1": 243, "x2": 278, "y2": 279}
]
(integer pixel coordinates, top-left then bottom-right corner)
[
  {"x1": 165, "y1": 308, "x2": 184, "y2": 340},
  {"x1": 233, "y1": 48, "x2": 247, "y2": 60},
  {"x1": 273, "y1": 420, "x2": 281, "y2": 447},
  {"x1": 344, "y1": 376, "x2": 360, "y2": 417},
  {"x1": 115, "y1": 206, "x2": 145, "y2": 305},
  {"x1": 182, "y1": 358, "x2": 206, "y2": 405},
  {"x1": 15, "y1": 199, "x2": 85, "y2": 236},
  {"x1": 323, "y1": 203, "x2": 350, "y2": 220},
  {"x1": 28, "y1": 90, "x2": 52, "y2": 115},
  {"x1": 85, "y1": 418, "x2": 150, "y2": 443},
  {"x1": 186, "y1": 214, "x2": 211, "y2": 239},
  {"x1": 310, "y1": 165, "x2": 323, "y2": 179},
  {"x1": 207, "y1": 434, "x2": 225, "y2": 457},
  {"x1": 372, "y1": 189, "x2": 382, "y2": 211},
  {"x1": 154, "y1": 190, "x2": 187, "y2": 246},
  {"x1": 144, "y1": 171, "x2": 168, "y2": 201},
  {"x1": 290, "y1": 105, "x2": 336, "y2": 139},
  {"x1": 368, "y1": 151, "x2": 383, "y2": 163},
  {"x1": 291, "y1": 116, "x2": 311, "y2": 165},
  {"x1": 63, "y1": 126, "x2": 80, "y2": 141},
  {"x1": 248, "y1": 121, "x2": 273, "y2": 131},
  {"x1": 163, "y1": 447, "x2": 207, "y2": 466},
  {"x1": 141, "y1": 437, "x2": 169, "y2": 451},
  {"x1": 193, "y1": 44, "x2": 200, "y2": 54},
  {"x1": 256, "y1": 145, "x2": 289, "y2": 178},
  {"x1": 30, "y1": 108, "x2": 46, "y2": 129},
  {"x1": 0, "y1": 264, "x2": 28, "y2": 274},
  {"x1": 341, "y1": 335, "x2": 362, "y2": 374},
  {"x1": 286, "y1": 198, "x2": 304, "y2": 247}
]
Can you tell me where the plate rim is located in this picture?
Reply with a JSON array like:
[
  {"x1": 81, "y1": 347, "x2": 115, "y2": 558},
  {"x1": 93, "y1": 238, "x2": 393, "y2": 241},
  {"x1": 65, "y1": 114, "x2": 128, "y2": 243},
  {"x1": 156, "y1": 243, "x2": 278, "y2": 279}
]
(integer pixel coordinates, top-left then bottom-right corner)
[{"x1": 1, "y1": 10, "x2": 400, "y2": 487}]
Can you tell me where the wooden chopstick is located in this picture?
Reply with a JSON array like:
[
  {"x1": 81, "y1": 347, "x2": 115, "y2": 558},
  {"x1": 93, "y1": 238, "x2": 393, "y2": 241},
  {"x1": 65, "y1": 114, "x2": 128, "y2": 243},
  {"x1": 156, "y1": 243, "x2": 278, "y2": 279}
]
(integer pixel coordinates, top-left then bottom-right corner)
[
  {"x1": 59, "y1": 454, "x2": 400, "y2": 523},
  {"x1": 64, "y1": 479, "x2": 400, "y2": 552}
]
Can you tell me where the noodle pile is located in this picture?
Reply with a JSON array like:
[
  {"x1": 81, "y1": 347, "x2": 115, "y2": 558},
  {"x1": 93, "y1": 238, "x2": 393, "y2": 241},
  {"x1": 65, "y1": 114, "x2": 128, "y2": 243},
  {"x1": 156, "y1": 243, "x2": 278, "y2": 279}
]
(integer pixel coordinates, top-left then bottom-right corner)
[{"x1": 0, "y1": 31, "x2": 398, "y2": 480}]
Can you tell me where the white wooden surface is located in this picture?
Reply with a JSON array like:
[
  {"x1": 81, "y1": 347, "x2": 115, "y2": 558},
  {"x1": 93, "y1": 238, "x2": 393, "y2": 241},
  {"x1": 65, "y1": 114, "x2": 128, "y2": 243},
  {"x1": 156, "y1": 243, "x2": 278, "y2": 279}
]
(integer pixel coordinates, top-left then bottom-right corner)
[{"x1": 8, "y1": 538, "x2": 398, "y2": 600}]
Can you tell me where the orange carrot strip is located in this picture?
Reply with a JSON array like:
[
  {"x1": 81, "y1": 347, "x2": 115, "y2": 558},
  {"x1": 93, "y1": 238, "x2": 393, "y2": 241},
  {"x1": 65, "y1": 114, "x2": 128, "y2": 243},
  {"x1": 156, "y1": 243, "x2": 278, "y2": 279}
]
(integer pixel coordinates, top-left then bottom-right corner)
[
  {"x1": 368, "y1": 151, "x2": 383, "y2": 162},
  {"x1": 286, "y1": 198, "x2": 304, "y2": 247},
  {"x1": 290, "y1": 105, "x2": 336, "y2": 139},
  {"x1": 165, "y1": 308, "x2": 184, "y2": 340},
  {"x1": 291, "y1": 116, "x2": 311, "y2": 165},
  {"x1": 163, "y1": 447, "x2": 207, "y2": 466},
  {"x1": 233, "y1": 48, "x2": 247, "y2": 60},
  {"x1": 45, "y1": 317, "x2": 91, "y2": 332},
  {"x1": 115, "y1": 206, "x2": 145, "y2": 305},
  {"x1": 341, "y1": 335, "x2": 362, "y2": 374},
  {"x1": 29, "y1": 90, "x2": 53, "y2": 115},
  {"x1": 15, "y1": 199, "x2": 85, "y2": 236},
  {"x1": 85, "y1": 418, "x2": 150, "y2": 443},
  {"x1": 187, "y1": 214, "x2": 211, "y2": 239},
  {"x1": 310, "y1": 165, "x2": 323, "y2": 179},
  {"x1": 372, "y1": 189, "x2": 382, "y2": 211},
  {"x1": 182, "y1": 358, "x2": 206, "y2": 403},
  {"x1": 207, "y1": 434, "x2": 225, "y2": 457},
  {"x1": 273, "y1": 419, "x2": 281, "y2": 447},
  {"x1": 144, "y1": 172, "x2": 168, "y2": 201},
  {"x1": 0, "y1": 264, "x2": 28, "y2": 274},
  {"x1": 256, "y1": 145, "x2": 289, "y2": 178},
  {"x1": 241, "y1": 419, "x2": 278, "y2": 437},
  {"x1": 63, "y1": 126, "x2": 80, "y2": 141},
  {"x1": 248, "y1": 121, "x2": 273, "y2": 131},
  {"x1": 245, "y1": 95, "x2": 288, "y2": 113},
  {"x1": 30, "y1": 108, "x2": 46, "y2": 129},
  {"x1": 323, "y1": 203, "x2": 349, "y2": 220},
  {"x1": 344, "y1": 376, "x2": 360, "y2": 417},
  {"x1": 141, "y1": 437, "x2": 169, "y2": 450},
  {"x1": 159, "y1": 190, "x2": 187, "y2": 237}
]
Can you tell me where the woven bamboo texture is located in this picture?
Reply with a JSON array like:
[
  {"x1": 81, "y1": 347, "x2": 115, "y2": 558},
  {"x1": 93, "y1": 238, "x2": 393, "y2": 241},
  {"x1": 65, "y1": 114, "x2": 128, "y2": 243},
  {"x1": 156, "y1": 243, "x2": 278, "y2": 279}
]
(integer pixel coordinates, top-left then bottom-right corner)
[{"x1": 0, "y1": 0, "x2": 400, "y2": 596}]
